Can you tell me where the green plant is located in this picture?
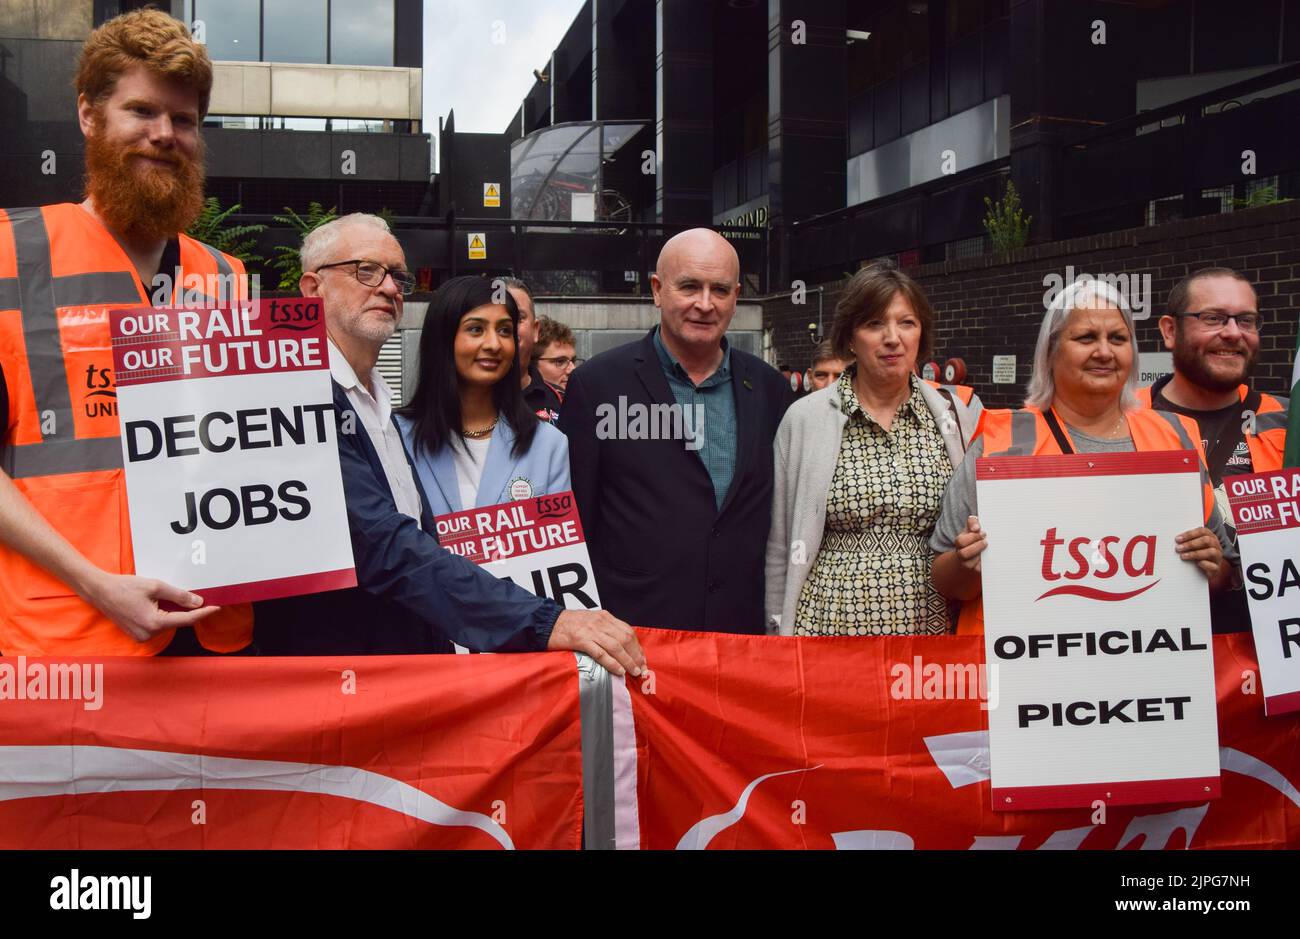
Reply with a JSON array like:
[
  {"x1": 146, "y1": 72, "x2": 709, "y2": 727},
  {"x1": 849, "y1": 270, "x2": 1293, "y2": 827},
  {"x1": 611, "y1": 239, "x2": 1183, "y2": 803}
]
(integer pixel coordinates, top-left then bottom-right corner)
[
  {"x1": 982, "y1": 179, "x2": 1032, "y2": 252},
  {"x1": 186, "y1": 197, "x2": 266, "y2": 264},
  {"x1": 269, "y1": 202, "x2": 338, "y2": 290},
  {"x1": 1232, "y1": 184, "x2": 1292, "y2": 210}
]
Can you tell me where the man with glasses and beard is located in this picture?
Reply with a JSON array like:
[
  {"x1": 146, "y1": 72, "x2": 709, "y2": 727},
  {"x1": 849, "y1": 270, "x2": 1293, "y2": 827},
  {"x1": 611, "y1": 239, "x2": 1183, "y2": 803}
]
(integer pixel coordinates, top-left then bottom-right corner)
[
  {"x1": 1137, "y1": 266, "x2": 1289, "y2": 633},
  {"x1": 0, "y1": 10, "x2": 253, "y2": 656}
]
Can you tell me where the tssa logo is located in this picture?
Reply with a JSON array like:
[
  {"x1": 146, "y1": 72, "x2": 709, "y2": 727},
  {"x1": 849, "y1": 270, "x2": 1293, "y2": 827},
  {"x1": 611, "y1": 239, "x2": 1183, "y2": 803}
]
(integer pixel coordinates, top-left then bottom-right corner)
[{"x1": 1036, "y1": 527, "x2": 1158, "y2": 601}]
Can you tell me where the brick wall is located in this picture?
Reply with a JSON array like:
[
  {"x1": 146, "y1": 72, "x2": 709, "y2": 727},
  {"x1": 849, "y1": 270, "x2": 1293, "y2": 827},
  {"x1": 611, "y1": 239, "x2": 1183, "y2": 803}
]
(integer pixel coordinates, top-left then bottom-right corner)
[{"x1": 764, "y1": 201, "x2": 1300, "y2": 409}]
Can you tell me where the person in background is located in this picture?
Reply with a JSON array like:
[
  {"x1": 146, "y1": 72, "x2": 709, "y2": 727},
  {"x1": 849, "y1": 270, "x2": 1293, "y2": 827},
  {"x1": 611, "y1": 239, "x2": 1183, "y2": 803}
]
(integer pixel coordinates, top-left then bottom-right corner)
[
  {"x1": 766, "y1": 264, "x2": 977, "y2": 637},
  {"x1": 502, "y1": 276, "x2": 563, "y2": 425},
  {"x1": 806, "y1": 340, "x2": 851, "y2": 392},
  {"x1": 930, "y1": 278, "x2": 1233, "y2": 635},
  {"x1": 534, "y1": 315, "x2": 582, "y2": 398},
  {"x1": 560, "y1": 228, "x2": 792, "y2": 633},
  {"x1": 1135, "y1": 266, "x2": 1286, "y2": 633},
  {"x1": 397, "y1": 276, "x2": 570, "y2": 517},
  {"x1": 253, "y1": 216, "x2": 642, "y2": 677}
]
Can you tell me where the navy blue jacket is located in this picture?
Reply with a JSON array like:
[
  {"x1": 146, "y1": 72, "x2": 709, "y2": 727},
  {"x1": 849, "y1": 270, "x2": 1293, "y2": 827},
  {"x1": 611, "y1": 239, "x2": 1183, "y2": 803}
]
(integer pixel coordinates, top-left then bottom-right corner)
[
  {"x1": 254, "y1": 382, "x2": 562, "y2": 655},
  {"x1": 558, "y1": 329, "x2": 792, "y2": 634}
]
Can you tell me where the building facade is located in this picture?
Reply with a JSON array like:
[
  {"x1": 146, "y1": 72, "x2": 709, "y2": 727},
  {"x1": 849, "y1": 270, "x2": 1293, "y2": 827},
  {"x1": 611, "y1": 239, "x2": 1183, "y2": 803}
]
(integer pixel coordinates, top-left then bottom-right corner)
[
  {"x1": 434, "y1": 0, "x2": 1299, "y2": 392},
  {"x1": 0, "y1": 0, "x2": 430, "y2": 215}
]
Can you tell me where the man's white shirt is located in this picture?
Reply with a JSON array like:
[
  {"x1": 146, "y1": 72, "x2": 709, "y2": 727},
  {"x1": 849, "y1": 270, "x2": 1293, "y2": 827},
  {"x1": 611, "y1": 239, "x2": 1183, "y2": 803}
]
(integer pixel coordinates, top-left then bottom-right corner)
[{"x1": 328, "y1": 339, "x2": 424, "y2": 525}]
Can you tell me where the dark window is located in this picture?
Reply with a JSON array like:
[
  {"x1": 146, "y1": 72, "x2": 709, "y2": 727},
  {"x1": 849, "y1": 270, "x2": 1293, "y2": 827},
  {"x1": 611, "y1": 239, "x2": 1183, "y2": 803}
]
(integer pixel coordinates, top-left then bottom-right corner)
[
  {"x1": 1287, "y1": 0, "x2": 1300, "y2": 62},
  {"x1": 849, "y1": 89, "x2": 873, "y2": 156},
  {"x1": 1137, "y1": 1, "x2": 1192, "y2": 78},
  {"x1": 264, "y1": 0, "x2": 327, "y2": 64},
  {"x1": 948, "y1": 31, "x2": 982, "y2": 113},
  {"x1": 1194, "y1": 0, "x2": 1281, "y2": 72},
  {"x1": 874, "y1": 76, "x2": 900, "y2": 145},
  {"x1": 194, "y1": 0, "x2": 260, "y2": 61},
  {"x1": 982, "y1": 20, "x2": 1008, "y2": 99},
  {"x1": 331, "y1": 0, "x2": 394, "y2": 66},
  {"x1": 900, "y1": 62, "x2": 929, "y2": 134}
]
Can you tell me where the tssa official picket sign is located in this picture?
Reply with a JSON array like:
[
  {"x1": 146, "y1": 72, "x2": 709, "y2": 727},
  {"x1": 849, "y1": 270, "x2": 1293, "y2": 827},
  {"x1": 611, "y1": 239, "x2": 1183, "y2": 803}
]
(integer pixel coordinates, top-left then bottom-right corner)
[
  {"x1": 1225, "y1": 469, "x2": 1300, "y2": 715},
  {"x1": 109, "y1": 300, "x2": 356, "y2": 604},
  {"x1": 434, "y1": 491, "x2": 600, "y2": 610},
  {"x1": 976, "y1": 451, "x2": 1220, "y2": 810}
]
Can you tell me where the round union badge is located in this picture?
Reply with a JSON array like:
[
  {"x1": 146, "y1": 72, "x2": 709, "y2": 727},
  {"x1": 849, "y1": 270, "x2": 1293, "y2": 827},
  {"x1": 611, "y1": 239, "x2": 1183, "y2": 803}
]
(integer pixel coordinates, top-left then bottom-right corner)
[{"x1": 509, "y1": 477, "x2": 534, "y2": 500}]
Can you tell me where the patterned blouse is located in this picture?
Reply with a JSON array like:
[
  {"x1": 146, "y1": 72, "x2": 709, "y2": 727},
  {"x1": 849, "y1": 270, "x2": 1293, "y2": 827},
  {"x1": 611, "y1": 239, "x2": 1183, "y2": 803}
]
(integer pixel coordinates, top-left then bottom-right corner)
[{"x1": 794, "y1": 369, "x2": 954, "y2": 636}]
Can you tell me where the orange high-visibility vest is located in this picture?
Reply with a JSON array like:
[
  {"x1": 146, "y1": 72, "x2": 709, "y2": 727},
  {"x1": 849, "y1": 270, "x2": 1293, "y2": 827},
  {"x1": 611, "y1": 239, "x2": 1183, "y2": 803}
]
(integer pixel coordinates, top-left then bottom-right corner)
[
  {"x1": 954, "y1": 405, "x2": 1215, "y2": 636},
  {"x1": 1135, "y1": 380, "x2": 1288, "y2": 473},
  {"x1": 0, "y1": 203, "x2": 253, "y2": 655},
  {"x1": 925, "y1": 380, "x2": 975, "y2": 406}
]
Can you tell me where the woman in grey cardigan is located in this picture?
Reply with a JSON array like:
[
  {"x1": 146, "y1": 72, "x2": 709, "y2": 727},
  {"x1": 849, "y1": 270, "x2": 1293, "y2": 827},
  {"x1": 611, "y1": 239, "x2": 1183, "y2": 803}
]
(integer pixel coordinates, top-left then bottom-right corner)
[{"x1": 765, "y1": 264, "x2": 977, "y2": 636}]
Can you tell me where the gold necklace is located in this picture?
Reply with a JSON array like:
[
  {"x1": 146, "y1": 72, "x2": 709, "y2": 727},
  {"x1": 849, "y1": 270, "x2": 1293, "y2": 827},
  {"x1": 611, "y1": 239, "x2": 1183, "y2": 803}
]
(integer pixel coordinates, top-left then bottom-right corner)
[{"x1": 461, "y1": 417, "x2": 498, "y2": 439}]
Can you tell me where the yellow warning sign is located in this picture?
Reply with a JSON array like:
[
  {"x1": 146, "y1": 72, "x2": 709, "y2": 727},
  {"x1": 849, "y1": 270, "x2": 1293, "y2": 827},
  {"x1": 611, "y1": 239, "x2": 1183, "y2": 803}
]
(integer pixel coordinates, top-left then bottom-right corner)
[
  {"x1": 468, "y1": 232, "x2": 487, "y2": 260},
  {"x1": 483, "y1": 183, "x2": 501, "y2": 208}
]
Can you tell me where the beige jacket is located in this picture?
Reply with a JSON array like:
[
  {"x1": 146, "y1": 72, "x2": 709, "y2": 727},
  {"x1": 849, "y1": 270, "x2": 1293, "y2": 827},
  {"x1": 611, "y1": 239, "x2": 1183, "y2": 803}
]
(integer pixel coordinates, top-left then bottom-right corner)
[{"x1": 764, "y1": 377, "x2": 977, "y2": 636}]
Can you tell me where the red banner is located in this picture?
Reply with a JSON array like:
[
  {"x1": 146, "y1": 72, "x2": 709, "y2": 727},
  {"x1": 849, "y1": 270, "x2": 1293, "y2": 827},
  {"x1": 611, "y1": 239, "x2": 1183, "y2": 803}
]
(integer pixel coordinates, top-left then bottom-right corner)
[
  {"x1": 612, "y1": 631, "x2": 1300, "y2": 849},
  {"x1": 0, "y1": 653, "x2": 581, "y2": 849}
]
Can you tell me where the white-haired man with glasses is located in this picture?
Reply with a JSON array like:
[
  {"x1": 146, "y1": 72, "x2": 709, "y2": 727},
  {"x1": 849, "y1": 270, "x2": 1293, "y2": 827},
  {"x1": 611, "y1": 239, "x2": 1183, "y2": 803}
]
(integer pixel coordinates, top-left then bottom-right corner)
[
  {"x1": 1135, "y1": 266, "x2": 1288, "y2": 633},
  {"x1": 254, "y1": 213, "x2": 646, "y2": 677}
]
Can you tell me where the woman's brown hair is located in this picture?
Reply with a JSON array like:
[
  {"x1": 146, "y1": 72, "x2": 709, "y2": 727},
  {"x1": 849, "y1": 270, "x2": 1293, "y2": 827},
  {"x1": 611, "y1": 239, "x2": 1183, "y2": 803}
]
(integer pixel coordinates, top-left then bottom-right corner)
[{"x1": 829, "y1": 262, "x2": 935, "y2": 365}]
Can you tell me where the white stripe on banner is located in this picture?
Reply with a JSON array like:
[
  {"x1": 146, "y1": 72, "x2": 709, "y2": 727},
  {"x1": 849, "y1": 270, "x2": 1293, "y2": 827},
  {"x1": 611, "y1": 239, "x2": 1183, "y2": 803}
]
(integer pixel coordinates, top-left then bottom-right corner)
[
  {"x1": 0, "y1": 745, "x2": 513, "y2": 848},
  {"x1": 610, "y1": 675, "x2": 641, "y2": 850}
]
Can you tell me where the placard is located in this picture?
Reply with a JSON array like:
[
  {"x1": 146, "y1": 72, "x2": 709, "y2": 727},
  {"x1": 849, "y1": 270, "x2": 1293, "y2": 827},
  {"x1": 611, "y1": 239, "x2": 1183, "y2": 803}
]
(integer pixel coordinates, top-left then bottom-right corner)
[
  {"x1": 110, "y1": 300, "x2": 355, "y2": 605},
  {"x1": 976, "y1": 451, "x2": 1220, "y2": 810},
  {"x1": 434, "y1": 490, "x2": 600, "y2": 610},
  {"x1": 483, "y1": 183, "x2": 501, "y2": 208},
  {"x1": 1224, "y1": 469, "x2": 1300, "y2": 715}
]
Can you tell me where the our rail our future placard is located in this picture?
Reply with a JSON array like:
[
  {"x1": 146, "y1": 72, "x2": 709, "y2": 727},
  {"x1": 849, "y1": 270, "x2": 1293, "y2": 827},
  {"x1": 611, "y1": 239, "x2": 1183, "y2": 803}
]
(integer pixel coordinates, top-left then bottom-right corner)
[
  {"x1": 1225, "y1": 468, "x2": 1300, "y2": 716},
  {"x1": 109, "y1": 299, "x2": 355, "y2": 604}
]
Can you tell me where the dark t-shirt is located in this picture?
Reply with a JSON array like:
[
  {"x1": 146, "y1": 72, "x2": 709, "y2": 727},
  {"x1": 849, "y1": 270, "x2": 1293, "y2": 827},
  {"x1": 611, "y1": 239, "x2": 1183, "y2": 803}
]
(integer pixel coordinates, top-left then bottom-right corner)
[
  {"x1": 1150, "y1": 387, "x2": 1254, "y2": 484},
  {"x1": 1150, "y1": 379, "x2": 1255, "y2": 634}
]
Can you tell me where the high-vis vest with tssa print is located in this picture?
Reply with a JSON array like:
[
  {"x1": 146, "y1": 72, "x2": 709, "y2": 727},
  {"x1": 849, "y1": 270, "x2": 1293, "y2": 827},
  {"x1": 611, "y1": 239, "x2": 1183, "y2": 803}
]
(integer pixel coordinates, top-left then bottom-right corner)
[
  {"x1": 0, "y1": 203, "x2": 252, "y2": 655},
  {"x1": 954, "y1": 405, "x2": 1215, "y2": 636}
]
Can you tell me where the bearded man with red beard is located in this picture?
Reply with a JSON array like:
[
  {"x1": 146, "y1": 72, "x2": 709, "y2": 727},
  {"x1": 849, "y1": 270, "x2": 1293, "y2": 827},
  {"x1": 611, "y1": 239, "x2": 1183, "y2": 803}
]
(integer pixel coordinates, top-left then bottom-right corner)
[
  {"x1": 0, "y1": 9, "x2": 253, "y2": 656},
  {"x1": 1136, "y1": 266, "x2": 1289, "y2": 633}
]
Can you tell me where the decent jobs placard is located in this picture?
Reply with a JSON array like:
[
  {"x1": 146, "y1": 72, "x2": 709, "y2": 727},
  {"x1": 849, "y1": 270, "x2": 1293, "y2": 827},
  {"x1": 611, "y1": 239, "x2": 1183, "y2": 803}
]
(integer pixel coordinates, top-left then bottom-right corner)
[
  {"x1": 976, "y1": 451, "x2": 1220, "y2": 810},
  {"x1": 110, "y1": 300, "x2": 356, "y2": 604},
  {"x1": 1224, "y1": 469, "x2": 1300, "y2": 715}
]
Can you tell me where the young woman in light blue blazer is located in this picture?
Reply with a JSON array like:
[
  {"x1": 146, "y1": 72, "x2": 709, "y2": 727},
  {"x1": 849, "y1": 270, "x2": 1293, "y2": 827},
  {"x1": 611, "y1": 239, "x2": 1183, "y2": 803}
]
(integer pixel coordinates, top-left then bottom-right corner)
[{"x1": 396, "y1": 275, "x2": 571, "y2": 517}]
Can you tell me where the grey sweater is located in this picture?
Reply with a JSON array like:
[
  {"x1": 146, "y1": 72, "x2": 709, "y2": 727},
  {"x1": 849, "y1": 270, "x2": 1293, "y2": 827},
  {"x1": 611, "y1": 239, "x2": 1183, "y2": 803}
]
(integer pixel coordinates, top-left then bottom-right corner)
[{"x1": 764, "y1": 378, "x2": 978, "y2": 635}]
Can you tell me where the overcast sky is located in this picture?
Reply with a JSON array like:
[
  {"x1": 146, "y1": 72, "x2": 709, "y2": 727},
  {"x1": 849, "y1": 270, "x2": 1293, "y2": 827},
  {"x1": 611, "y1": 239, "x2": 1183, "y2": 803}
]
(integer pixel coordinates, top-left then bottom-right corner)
[{"x1": 423, "y1": 0, "x2": 587, "y2": 169}]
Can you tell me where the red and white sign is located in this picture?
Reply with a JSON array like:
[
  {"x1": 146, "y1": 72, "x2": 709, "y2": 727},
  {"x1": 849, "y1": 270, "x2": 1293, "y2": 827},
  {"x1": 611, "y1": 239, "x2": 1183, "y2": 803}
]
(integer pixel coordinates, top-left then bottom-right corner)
[
  {"x1": 976, "y1": 452, "x2": 1220, "y2": 809},
  {"x1": 435, "y1": 491, "x2": 601, "y2": 610},
  {"x1": 110, "y1": 300, "x2": 355, "y2": 605},
  {"x1": 0, "y1": 653, "x2": 582, "y2": 849},
  {"x1": 612, "y1": 630, "x2": 1299, "y2": 849},
  {"x1": 1225, "y1": 469, "x2": 1300, "y2": 715}
]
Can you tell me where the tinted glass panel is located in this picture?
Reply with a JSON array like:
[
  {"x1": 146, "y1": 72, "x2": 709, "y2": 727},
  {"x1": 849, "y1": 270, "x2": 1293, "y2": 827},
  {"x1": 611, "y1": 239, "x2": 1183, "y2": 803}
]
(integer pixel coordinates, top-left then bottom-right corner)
[
  {"x1": 264, "y1": 0, "x2": 327, "y2": 64},
  {"x1": 331, "y1": 0, "x2": 394, "y2": 66},
  {"x1": 194, "y1": 0, "x2": 259, "y2": 61}
]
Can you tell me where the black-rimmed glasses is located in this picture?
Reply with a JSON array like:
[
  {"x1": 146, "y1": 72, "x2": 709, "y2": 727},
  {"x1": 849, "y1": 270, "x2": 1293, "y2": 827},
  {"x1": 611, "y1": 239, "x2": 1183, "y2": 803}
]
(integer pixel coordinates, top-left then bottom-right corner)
[
  {"x1": 538, "y1": 356, "x2": 585, "y2": 368},
  {"x1": 1175, "y1": 311, "x2": 1262, "y2": 332},
  {"x1": 315, "y1": 259, "x2": 417, "y2": 296}
]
